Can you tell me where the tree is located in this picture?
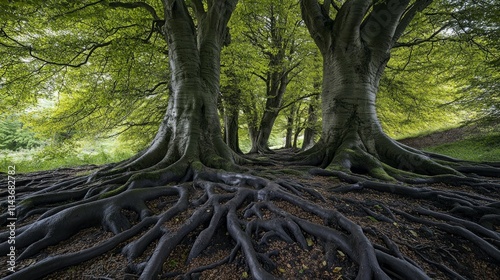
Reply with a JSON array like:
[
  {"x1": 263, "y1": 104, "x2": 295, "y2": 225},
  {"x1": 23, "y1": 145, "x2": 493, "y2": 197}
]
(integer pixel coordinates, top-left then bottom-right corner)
[
  {"x1": 0, "y1": 116, "x2": 40, "y2": 151},
  {"x1": 1, "y1": 1, "x2": 500, "y2": 280},
  {"x1": 296, "y1": 0, "x2": 497, "y2": 180},
  {"x1": 240, "y1": 0, "x2": 306, "y2": 153}
]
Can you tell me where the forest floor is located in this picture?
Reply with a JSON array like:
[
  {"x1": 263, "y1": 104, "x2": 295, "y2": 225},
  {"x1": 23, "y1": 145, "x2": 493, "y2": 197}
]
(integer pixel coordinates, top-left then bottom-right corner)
[{"x1": 1, "y1": 128, "x2": 499, "y2": 280}]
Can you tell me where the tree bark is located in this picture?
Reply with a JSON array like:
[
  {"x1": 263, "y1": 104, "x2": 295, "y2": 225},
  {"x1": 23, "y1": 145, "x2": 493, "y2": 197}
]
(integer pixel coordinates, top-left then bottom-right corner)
[
  {"x1": 301, "y1": 95, "x2": 318, "y2": 151},
  {"x1": 285, "y1": 103, "x2": 295, "y2": 149}
]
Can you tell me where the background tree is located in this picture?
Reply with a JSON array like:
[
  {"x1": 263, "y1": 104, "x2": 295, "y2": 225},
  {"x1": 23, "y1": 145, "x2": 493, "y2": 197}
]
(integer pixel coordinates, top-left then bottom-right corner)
[
  {"x1": 0, "y1": 116, "x2": 40, "y2": 151},
  {"x1": 239, "y1": 0, "x2": 307, "y2": 153}
]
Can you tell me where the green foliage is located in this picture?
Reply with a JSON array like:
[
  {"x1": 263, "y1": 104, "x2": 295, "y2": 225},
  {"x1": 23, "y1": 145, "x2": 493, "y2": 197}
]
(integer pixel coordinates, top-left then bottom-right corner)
[
  {"x1": 0, "y1": 137, "x2": 134, "y2": 173},
  {"x1": 1, "y1": 0, "x2": 167, "y2": 152},
  {"x1": 0, "y1": 115, "x2": 40, "y2": 150}
]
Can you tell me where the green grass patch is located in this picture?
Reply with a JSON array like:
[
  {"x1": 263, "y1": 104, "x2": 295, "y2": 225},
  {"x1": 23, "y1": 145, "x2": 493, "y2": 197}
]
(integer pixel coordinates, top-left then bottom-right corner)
[
  {"x1": 424, "y1": 132, "x2": 500, "y2": 162},
  {"x1": 0, "y1": 139, "x2": 136, "y2": 173}
]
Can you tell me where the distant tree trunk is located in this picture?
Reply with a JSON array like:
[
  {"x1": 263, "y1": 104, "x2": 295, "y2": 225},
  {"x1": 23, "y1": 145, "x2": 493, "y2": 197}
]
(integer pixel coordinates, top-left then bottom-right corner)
[
  {"x1": 285, "y1": 104, "x2": 295, "y2": 148},
  {"x1": 246, "y1": 3, "x2": 301, "y2": 154},
  {"x1": 301, "y1": 96, "x2": 318, "y2": 151},
  {"x1": 116, "y1": 0, "x2": 239, "y2": 173},
  {"x1": 299, "y1": 0, "x2": 458, "y2": 179},
  {"x1": 293, "y1": 126, "x2": 302, "y2": 149},
  {"x1": 222, "y1": 71, "x2": 243, "y2": 154},
  {"x1": 224, "y1": 110, "x2": 242, "y2": 154}
]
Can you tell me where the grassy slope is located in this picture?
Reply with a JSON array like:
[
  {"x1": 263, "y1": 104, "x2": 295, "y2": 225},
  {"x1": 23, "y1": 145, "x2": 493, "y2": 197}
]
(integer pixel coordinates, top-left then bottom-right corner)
[{"x1": 424, "y1": 132, "x2": 500, "y2": 162}]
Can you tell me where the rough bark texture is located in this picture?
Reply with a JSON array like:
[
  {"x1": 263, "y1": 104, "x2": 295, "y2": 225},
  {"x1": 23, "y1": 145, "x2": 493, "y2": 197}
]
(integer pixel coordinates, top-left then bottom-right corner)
[{"x1": 301, "y1": 95, "x2": 319, "y2": 151}]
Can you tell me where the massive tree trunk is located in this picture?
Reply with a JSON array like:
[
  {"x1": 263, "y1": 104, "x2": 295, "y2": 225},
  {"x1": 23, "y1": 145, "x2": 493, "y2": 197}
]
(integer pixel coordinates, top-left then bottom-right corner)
[
  {"x1": 115, "y1": 0, "x2": 240, "y2": 175},
  {"x1": 298, "y1": 0, "x2": 462, "y2": 179}
]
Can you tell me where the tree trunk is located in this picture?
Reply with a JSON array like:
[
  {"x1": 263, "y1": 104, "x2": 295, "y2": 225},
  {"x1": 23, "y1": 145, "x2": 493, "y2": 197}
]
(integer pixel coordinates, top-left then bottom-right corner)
[
  {"x1": 249, "y1": 72, "x2": 289, "y2": 153},
  {"x1": 225, "y1": 110, "x2": 242, "y2": 154},
  {"x1": 115, "y1": 0, "x2": 239, "y2": 173},
  {"x1": 301, "y1": 97, "x2": 318, "y2": 151},
  {"x1": 285, "y1": 104, "x2": 295, "y2": 149}
]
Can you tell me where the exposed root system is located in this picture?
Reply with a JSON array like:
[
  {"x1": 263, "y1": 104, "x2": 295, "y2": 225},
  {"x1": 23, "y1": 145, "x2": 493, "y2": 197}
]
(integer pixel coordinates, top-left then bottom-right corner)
[{"x1": 1, "y1": 158, "x2": 499, "y2": 279}]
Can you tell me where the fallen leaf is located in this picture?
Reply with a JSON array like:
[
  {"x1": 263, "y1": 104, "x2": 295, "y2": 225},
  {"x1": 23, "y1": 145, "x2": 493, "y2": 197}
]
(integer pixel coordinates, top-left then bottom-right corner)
[
  {"x1": 306, "y1": 238, "x2": 314, "y2": 246},
  {"x1": 367, "y1": 216, "x2": 378, "y2": 222},
  {"x1": 333, "y1": 266, "x2": 342, "y2": 273}
]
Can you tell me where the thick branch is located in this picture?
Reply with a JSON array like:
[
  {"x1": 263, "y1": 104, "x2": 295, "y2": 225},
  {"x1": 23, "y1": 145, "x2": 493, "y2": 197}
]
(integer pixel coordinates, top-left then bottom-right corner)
[
  {"x1": 333, "y1": 0, "x2": 372, "y2": 45},
  {"x1": 361, "y1": 0, "x2": 411, "y2": 49},
  {"x1": 300, "y1": 0, "x2": 333, "y2": 53},
  {"x1": 279, "y1": 93, "x2": 320, "y2": 112},
  {"x1": 393, "y1": 0, "x2": 434, "y2": 44}
]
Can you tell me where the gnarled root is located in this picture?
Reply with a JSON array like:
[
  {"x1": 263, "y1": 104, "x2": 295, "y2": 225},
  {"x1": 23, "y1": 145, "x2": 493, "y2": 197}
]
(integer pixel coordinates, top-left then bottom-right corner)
[{"x1": 0, "y1": 163, "x2": 444, "y2": 280}]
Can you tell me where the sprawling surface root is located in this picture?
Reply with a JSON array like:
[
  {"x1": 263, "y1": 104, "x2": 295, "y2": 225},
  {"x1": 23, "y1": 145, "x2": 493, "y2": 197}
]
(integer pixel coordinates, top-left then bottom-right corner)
[
  {"x1": 289, "y1": 130, "x2": 500, "y2": 184},
  {"x1": 1, "y1": 157, "x2": 499, "y2": 279}
]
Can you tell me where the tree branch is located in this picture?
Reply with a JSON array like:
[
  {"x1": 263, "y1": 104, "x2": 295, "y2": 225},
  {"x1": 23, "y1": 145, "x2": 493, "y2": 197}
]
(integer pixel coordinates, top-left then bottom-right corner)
[
  {"x1": 252, "y1": 72, "x2": 268, "y2": 83},
  {"x1": 393, "y1": 23, "x2": 449, "y2": 48},
  {"x1": 190, "y1": 0, "x2": 206, "y2": 21},
  {"x1": 51, "y1": 0, "x2": 106, "y2": 19},
  {"x1": 279, "y1": 93, "x2": 320, "y2": 112},
  {"x1": 300, "y1": 0, "x2": 333, "y2": 54},
  {"x1": 109, "y1": 1, "x2": 161, "y2": 21},
  {"x1": 393, "y1": 0, "x2": 434, "y2": 44},
  {"x1": 28, "y1": 41, "x2": 113, "y2": 68}
]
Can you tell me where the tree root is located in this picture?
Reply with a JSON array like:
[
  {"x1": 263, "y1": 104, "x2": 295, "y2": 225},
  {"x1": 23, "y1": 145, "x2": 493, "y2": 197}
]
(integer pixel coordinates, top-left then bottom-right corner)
[
  {"x1": 290, "y1": 133, "x2": 500, "y2": 183},
  {"x1": 311, "y1": 167, "x2": 500, "y2": 276},
  {"x1": 1, "y1": 160, "x2": 499, "y2": 279}
]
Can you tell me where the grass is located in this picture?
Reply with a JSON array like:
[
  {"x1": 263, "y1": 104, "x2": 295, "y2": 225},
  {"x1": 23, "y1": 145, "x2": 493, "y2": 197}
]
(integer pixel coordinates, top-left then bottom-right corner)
[
  {"x1": 0, "y1": 140, "x2": 136, "y2": 174},
  {"x1": 424, "y1": 132, "x2": 500, "y2": 162},
  {"x1": 2, "y1": 129, "x2": 499, "y2": 174}
]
